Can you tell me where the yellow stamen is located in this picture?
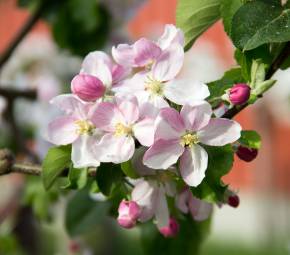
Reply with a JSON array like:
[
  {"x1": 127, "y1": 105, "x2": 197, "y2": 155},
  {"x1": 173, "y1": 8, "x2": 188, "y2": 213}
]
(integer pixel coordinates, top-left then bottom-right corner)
[
  {"x1": 115, "y1": 122, "x2": 132, "y2": 137},
  {"x1": 180, "y1": 133, "x2": 199, "y2": 147},
  {"x1": 75, "y1": 120, "x2": 95, "y2": 135},
  {"x1": 145, "y1": 76, "x2": 163, "y2": 95}
]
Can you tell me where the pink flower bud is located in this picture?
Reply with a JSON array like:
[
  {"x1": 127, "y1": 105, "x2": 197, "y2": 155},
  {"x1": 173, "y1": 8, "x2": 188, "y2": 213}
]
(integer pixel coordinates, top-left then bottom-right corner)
[
  {"x1": 229, "y1": 83, "x2": 251, "y2": 105},
  {"x1": 159, "y1": 217, "x2": 180, "y2": 238},
  {"x1": 117, "y1": 200, "x2": 141, "y2": 229},
  {"x1": 236, "y1": 146, "x2": 258, "y2": 162},
  {"x1": 71, "y1": 74, "x2": 106, "y2": 101},
  {"x1": 228, "y1": 194, "x2": 240, "y2": 208}
]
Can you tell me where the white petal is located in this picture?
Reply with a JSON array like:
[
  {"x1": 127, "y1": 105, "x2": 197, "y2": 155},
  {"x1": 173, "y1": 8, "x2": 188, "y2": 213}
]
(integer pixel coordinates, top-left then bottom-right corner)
[
  {"x1": 189, "y1": 197, "x2": 213, "y2": 221},
  {"x1": 155, "y1": 187, "x2": 169, "y2": 228},
  {"x1": 198, "y1": 118, "x2": 242, "y2": 146},
  {"x1": 179, "y1": 145, "x2": 208, "y2": 187},
  {"x1": 71, "y1": 135, "x2": 100, "y2": 168},
  {"x1": 180, "y1": 102, "x2": 212, "y2": 131},
  {"x1": 133, "y1": 118, "x2": 155, "y2": 147},
  {"x1": 152, "y1": 43, "x2": 184, "y2": 81},
  {"x1": 164, "y1": 79, "x2": 210, "y2": 106},
  {"x1": 143, "y1": 139, "x2": 184, "y2": 169},
  {"x1": 157, "y1": 24, "x2": 184, "y2": 50}
]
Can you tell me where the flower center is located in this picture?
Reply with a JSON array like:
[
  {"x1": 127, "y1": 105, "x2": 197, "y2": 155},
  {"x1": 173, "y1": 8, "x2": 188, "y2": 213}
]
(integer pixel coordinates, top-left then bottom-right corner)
[
  {"x1": 75, "y1": 120, "x2": 95, "y2": 135},
  {"x1": 180, "y1": 133, "x2": 199, "y2": 147},
  {"x1": 145, "y1": 76, "x2": 163, "y2": 95},
  {"x1": 115, "y1": 122, "x2": 132, "y2": 137}
]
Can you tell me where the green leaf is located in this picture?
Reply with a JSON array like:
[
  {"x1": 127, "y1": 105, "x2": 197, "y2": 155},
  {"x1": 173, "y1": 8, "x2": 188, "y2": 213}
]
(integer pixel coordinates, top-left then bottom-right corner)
[
  {"x1": 220, "y1": 0, "x2": 242, "y2": 36},
  {"x1": 176, "y1": 0, "x2": 221, "y2": 51},
  {"x1": 65, "y1": 189, "x2": 109, "y2": 236},
  {"x1": 191, "y1": 145, "x2": 234, "y2": 203},
  {"x1": 207, "y1": 68, "x2": 245, "y2": 106},
  {"x1": 42, "y1": 145, "x2": 71, "y2": 190},
  {"x1": 239, "y1": 130, "x2": 262, "y2": 149},
  {"x1": 231, "y1": 1, "x2": 290, "y2": 50},
  {"x1": 121, "y1": 161, "x2": 139, "y2": 179},
  {"x1": 63, "y1": 165, "x2": 88, "y2": 190},
  {"x1": 96, "y1": 163, "x2": 123, "y2": 196}
]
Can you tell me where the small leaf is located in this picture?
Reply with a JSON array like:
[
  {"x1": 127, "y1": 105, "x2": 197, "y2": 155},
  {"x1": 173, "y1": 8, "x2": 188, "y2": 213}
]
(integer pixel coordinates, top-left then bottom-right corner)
[
  {"x1": 231, "y1": 1, "x2": 290, "y2": 51},
  {"x1": 63, "y1": 165, "x2": 88, "y2": 190},
  {"x1": 239, "y1": 130, "x2": 262, "y2": 149},
  {"x1": 176, "y1": 0, "x2": 221, "y2": 51},
  {"x1": 42, "y1": 145, "x2": 71, "y2": 190},
  {"x1": 250, "y1": 59, "x2": 266, "y2": 88},
  {"x1": 96, "y1": 163, "x2": 123, "y2": 197},
  {"x1": 121, "y1": 161, "x2": 139, "y2": 179},
  {"x1": 65, "y1": 188, "x2": 109, "y2": 236}
]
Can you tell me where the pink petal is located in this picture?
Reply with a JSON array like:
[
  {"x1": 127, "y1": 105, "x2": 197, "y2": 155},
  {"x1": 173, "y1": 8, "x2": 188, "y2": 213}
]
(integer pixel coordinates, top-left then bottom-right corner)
[
  {"x1": 198, "y1": 118, "x2": 242, "y2": 146},
  {"x1": 133, "y1": 118, "x2": 155, "y2": 147},
  {"x1": 143, "y1": 139, "x2": 184, "y2": 169},
  {"x1": 157, "y1": 24, "x2": 184, "y2": 50},
  {"x1": 91, "y1": 102, "x2": 123, "y2": 132},
  {"x1": 71, "y1": 135, "x2": 100, "y2": 168},
  {"x1": 179, "y1": 145, "x2": 208, "y2": 187},
  {"x1": 112, "y1": 44, "x2": 136, "y2": 67},
  {"x1": 152, "y1": 43, "x2": 184, "y2": 82},
  {"x1": 155, "y1": 187, "x2": 169, "y2": 228},
  {"x1": 180, "y1": 102, "x2": 212, "y2": 132},
  {"x1": 50, "y1": 94, "x2": 91, "y2": 119},
  {"x1": 46, "y1": 116, "x2": 79, "y2": 145},
  {"x1": 111, "y1": 64, "x2": 131, "y2": 85},
  {"x1": 71, "y1": 74, "x2": 106, "y2": 102},
  {"x1": 95, "y1": 134, "x2": 135, "y2": 164},
  {"x1": 154, "y1": 107, "x2": 185, "y2": 141},
  {"x1": 134, "y1": 38, "x2": 162, "y2": 66},
  {"x1": 175, "y1": 188, "x2": 190, "y2": 214},
  {"x1": 116, "y1": 96, "x2": 139, "y2": 125},
  {"x1": 189, "y1": 197, "x2": 213, "y2": 221},
  {"x1": 81, "y1": 51, "x2": 113, "y2": 86}
]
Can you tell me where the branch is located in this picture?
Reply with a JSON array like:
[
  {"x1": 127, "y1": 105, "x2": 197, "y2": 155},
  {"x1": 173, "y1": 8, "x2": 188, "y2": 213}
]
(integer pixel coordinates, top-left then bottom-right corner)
[
  {"x1": 0, "y1": 1, "x2": 47, "y2": 70},
  {"x1": 0, "y1": 87, "x2": 37, "y2": 100},
  {"x1": 222, "y1": 42, "x2": 290, "y2": 119}
]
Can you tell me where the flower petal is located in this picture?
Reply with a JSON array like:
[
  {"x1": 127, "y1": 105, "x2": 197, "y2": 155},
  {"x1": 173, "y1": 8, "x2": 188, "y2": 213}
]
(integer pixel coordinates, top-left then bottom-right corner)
[
  {"x1": 189, "y1": 197, "x2": 213, "y2": 221},
  {"x1": 112, "y1": 44, "x2": 135, "y2": 67},
  {"x1": 46, "y1": 116, "x2": 79, "y2": 145},
  {"x1": 198, "y1": 118, "x2": 242, "y2": 146},
  {"x1": 133, "y1": 118, "x2": 155, "y2": 147},
  {"x1": 175, "y1": 189, "x2": 190, "y2": 214},
  {"x1": 81, "y1": 51, "x2": 113, "y2": 87},
  {"x1": 116, "y1": 96, "x2": 139, "y2": 125},
  {"x1": 71, "y1": 135, "x2": 100, "y2": 168},
  {"x1": 143, "y1": 139, "x2": 184, "y2": 169},
  {"x1": 155, "y1": 187, "x2": 169, "y2": 228},
  {"x1": 154, "y1": 107, "x2": 185, "y2": 141},
  {"x1": 134, "y1": 38, "x2": 162, "y2": 66},
  {"x1": 180, "y1": 102, "x2": 212, "y2": 131},
  {"x1": 179, "y1": 145, "x2": 208, "y2": 187},
  {"x1": 132, "y1": 147, "x2": 156, "y2": 176},
  {"x1": 164, "y1": 79, "x2": 210, "y2": 106},
  {"x1": 152, "y1": 43, "x2": 184, "y2": 81},
  {"x1": 157, "y1": 24, "x2": 184, "y2": 50},
  {"x1": 50, "y1": 94, "x2": 90, "y2": 119},
  {"x1": 95, "y1": 134, "x2": 135, "y2": 164}
]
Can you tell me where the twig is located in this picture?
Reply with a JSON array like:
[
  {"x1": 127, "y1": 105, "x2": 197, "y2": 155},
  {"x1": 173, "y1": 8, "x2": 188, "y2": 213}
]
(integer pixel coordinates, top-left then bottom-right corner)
[
  {"x1": 0, "y1": 87, "x2": 37, "y2": 100},
  {"x1": 0, "y1": 1, "x2": 47, "y2": 70},
  {"x1": 222, "y1": 42, "x2": 290, "y2": 119}
]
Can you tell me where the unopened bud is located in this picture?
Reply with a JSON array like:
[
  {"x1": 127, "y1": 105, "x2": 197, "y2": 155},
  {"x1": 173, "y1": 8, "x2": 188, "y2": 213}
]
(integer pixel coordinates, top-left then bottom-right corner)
[
  {"x1": 229, "y1": 83, "x2": 251, "y2": 105},
  {"x1": 236, "y1": 146, "x2": 258, "y2": 162},
  {"x1": 159, "y1": 217, "x2": 179, "y2": 238},
  {"x1": 71, "y1": 74, "x2": 106, "y2": 101},
  {"x1": 228, "y1": 194, "x2": 240, "y2": 208},
  {"x1": 117, "y1": 200, "x2": 140, "y2": 229}
]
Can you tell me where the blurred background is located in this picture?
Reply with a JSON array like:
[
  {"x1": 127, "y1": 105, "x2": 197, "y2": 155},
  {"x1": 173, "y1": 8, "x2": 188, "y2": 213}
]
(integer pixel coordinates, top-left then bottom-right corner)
[{"x1": 0, "y1": 0, "x2": 290, "y2": 254}]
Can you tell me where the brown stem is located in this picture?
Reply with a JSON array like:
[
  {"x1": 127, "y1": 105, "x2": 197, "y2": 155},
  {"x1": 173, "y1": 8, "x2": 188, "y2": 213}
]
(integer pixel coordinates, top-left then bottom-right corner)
[
  {"x1": 222, "y1": 42, "x2": 290, "y2": 119},
  {"x1": 0, "y1": 87, "x2": 37, "y2": 100}
]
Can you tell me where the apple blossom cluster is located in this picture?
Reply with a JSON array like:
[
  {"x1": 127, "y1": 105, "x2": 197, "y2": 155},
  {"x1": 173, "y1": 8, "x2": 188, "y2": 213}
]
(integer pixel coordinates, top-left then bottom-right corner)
[{"x1": 46, "y1": 25, "x2": 249, "y2": 237}]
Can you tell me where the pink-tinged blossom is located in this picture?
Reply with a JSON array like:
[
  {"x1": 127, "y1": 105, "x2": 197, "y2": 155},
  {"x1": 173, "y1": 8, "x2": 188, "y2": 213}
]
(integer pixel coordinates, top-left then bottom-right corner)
[
  {"x1": 229, "y1": 83, "x2": 251, "y2": 105},
  {"x1": 71, "y1": 74, "x2": 106, "y2": 102},
  {"x1": 112, "y1": 24, "x2": 184, "y2": 68},
  {"x1": 143, "y1": 101, "x2": 241, "y2": 187},
  {"x1": 90, "y1": 96, "x2": 156, "y2": 164},
  {"x1": 80, "y1": 51, "x2": 129, "y2": 97},
  {"x1": 117, "y1": 200, "x2": 141, "y2": 229},
  {"x1": 175, "y1": 188, "x2": 213, "y2": 221},
  {"x1": 158, "y1": 217, "x2": 180, "y2": 238},
  {"x1": 46, "y1": 94, "x2": 101, "y2": 168}
]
